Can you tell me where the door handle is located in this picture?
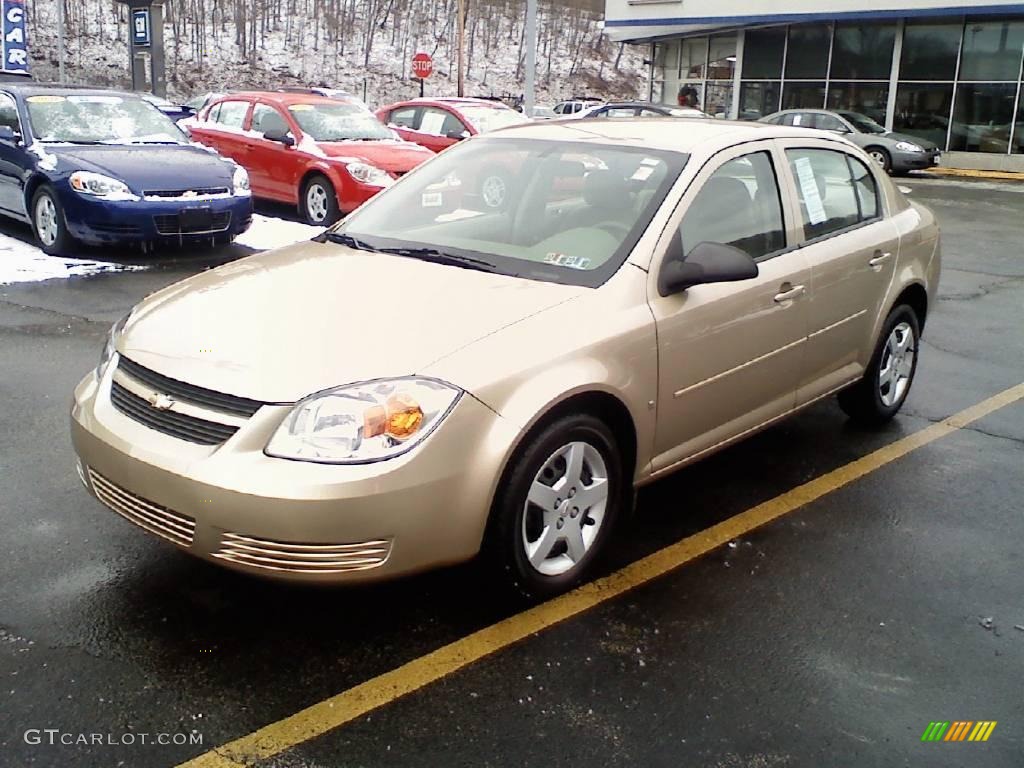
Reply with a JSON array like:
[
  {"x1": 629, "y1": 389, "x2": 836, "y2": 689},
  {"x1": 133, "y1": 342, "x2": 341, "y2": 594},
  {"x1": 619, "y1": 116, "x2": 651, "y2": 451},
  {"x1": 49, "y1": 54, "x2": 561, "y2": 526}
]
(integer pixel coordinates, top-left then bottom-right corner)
[
  {"x1": 774, "y1": 283, "x2": 805, "y2": 303},
  {"x1": 869, "y1": 250, "x2": 893, "y2": 268}
]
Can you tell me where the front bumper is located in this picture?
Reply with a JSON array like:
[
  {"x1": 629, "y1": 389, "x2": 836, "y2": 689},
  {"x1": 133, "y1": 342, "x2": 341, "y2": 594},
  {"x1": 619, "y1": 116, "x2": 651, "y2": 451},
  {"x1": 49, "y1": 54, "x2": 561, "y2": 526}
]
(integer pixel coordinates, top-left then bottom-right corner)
[
  {"x1": 70, "y1": 365, "x2": 519, "y2": 584},
  {"x1": 891, "y1": 148, "x2": 941, "y2": 172},
  {"x1": 61, "y1": 190, "x2": 253, "y2": 246}
]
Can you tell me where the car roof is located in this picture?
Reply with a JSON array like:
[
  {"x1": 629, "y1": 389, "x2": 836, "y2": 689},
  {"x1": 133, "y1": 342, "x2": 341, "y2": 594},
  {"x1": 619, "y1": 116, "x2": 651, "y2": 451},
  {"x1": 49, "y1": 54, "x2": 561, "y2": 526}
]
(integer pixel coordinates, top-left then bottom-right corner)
[
  {"x1": 0, "y1": 83, "x2": 146, "y2": 99},
  {"x1": 483, "y1": 118, "x2": 854, "y2": 155},
  {"x1": 212, "y1": 91, "x2": 352, "y2": 107},
  {"x1": 412, "y1": 96, "x2": 510, "y2": 108}
]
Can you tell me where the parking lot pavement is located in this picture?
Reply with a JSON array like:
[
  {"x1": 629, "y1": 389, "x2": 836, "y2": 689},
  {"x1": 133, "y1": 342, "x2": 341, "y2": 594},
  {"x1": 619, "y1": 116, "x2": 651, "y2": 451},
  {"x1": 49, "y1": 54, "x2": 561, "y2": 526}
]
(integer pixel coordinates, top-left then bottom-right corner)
[{"x1": 0, "y1": 177, "x2": 1022, "y2": 767}]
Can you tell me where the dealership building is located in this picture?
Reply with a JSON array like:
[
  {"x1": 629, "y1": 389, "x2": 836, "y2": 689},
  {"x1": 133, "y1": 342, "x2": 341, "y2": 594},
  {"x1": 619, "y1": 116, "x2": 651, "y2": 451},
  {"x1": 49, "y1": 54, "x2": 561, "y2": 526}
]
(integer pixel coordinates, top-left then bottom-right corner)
[{"x1": 604, "y1": 0, "x2": 1024, "y2": 170}]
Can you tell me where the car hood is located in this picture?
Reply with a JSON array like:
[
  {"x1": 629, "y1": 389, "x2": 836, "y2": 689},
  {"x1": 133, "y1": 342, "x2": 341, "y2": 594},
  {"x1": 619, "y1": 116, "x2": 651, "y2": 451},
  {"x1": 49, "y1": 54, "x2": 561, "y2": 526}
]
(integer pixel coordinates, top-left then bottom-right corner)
[
  {"x1": 119, "y1": 242, "x2": 583, "y2": 403},
  {"x1": 317, "y1": 140, "x2": 434, "y2": 173},
  {"x1": 40, "y1": 143, "x2": 234, "y2": 192}
]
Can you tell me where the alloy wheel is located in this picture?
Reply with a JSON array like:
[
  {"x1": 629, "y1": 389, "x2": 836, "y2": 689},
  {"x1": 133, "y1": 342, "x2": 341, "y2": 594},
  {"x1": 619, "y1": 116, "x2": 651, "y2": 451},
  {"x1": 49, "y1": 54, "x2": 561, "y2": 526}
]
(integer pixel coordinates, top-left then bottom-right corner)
[
  {"x1": 878, "y1": 321, "x2": 915, "y2": 407},
  {"x1": 306, "y1": 183, "x2": 330, "y2": 223},
  {"x1": 35, "y1": 195, "x2": 58, "y2": 247}
]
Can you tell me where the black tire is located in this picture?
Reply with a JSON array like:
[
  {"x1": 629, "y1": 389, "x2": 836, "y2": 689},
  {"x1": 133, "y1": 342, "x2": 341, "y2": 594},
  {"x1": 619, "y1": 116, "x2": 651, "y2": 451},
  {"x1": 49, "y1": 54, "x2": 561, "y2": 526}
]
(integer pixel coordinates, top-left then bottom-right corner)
[
  {"x1": 866, "y1": 146, "x2": 892, "y2": 174},
  {"x1": 838, "y1": 304, "x2": 921, "y2": 425},
  {"x1": 485, "y1": 413, "x2": 624, "y2": 600},
  {"x1": 31, "y1": 185, "x2": 76, "y2": 256},
  {"x1": 300, "y1": 174, "x2": 340, "y2": 225},
  {"x1": 478, "y1": 166, "x2": 513, "y2": 211}
]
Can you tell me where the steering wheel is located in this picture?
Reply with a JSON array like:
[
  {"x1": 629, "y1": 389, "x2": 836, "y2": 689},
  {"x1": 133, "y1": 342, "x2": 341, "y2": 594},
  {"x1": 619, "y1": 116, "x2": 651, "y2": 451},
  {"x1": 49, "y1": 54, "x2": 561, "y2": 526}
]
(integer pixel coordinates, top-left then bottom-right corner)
[{"x1": 596, "y1": 221, "x2": 631, "y2": 239}]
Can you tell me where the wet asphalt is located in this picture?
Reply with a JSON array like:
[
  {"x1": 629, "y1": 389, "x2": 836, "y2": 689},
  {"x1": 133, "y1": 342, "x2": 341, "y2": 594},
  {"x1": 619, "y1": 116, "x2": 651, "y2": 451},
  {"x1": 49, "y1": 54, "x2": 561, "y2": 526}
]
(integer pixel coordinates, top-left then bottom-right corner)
[{"x1": 0, "y1": 178, "x2": 1022, "y2": 768}]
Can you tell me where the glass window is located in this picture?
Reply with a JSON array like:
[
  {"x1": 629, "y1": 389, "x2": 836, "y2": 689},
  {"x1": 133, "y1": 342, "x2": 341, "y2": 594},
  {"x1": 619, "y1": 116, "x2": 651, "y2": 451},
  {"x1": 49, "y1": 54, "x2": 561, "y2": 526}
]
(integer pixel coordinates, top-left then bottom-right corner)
[
  {"x1": 680, "y1": 152, "x2": 786, "y2": 260},
  {"x1": 1015, "y1": 96, "x2": 1024, "y2": 154},
  {"x1": 288, "y1": 102, "x2": 394, "y2": 141},
  {"x1": 0, "y1": 94, "x2": 20, "y2": 133},
  {"x1": 739, "y1": 81, "x2": 781, "y2": 120},
  {"x1": 680, "y1": 38, "x2": 708, "y2": 79},
  {"x1": 827, "y1": 83, "x2": 890, "y2": 126},
  {"x1": 743, "y1": 28, "x2": 786, "y2": 79},
  {"x1": 900, "y1": 22, "x2": 963, "y2": 80},
  {"x1": 812, "y1": 113, "x2": 851, "y2": 133},
  {"x1": 836, "y1": 110, "x2": 888, "y2": 135},
  {"x1": 786, "y1": 24, "x2": 831, "y2": 79},
  {"x1": 705, "y1": 82, "x2": 734, "y2": 119},
  {"x1": 894, "y1": 83, "x2": 954, "y2": 148},
  {"x1": 26, "y1": 94, "x2": 184, "y2": 144},
  {"x1": 418, "y1": 107, "x2": 464, "y2": 137},
  {"x1": 388, "y1": 106, "x2": 419, "y2": 128},
  {"x1": 708, "y1": 35, "x2": 737, "y2": 80},
  {"x1": 783, "y1": 82, "x2": 826, "y2": 110},
  {"x1": 251, "y1": 104, "x2": 289, "y2": 137},
  {"x1": 831, "y1": 23, "x2": 896, "y2": 79},
  {"x1": 950, "y1": 83, "x2": 1017, "y2": 152},
  {"x1": 213, "y1": 100, "x2": 249, "y2": 130},
  {"x1": 959, "y1": 20, "x2": 1024, "y2": 81},
  {"x1": 786, "y1": 148, "x2": 861, "y2": 239},
  {"x1": 849, "y1": 156, "x2": 880, "y2": 220}
]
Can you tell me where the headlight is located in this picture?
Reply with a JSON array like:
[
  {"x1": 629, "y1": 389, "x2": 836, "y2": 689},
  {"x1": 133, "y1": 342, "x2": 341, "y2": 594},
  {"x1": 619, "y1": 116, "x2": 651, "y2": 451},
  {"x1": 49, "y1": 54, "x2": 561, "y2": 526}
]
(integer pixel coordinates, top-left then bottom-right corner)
[
  {"x1": 345, "y1": 161, "x2": 393, "y2": 188},
  {"x1": 894, "y1": 141, "x2": 924, "y2": 153},
  {"x1": 69, "y1": 171, "x2": 138, "y2": 201},
  {"x1": 266, "y1": 377, "x2": 461, "y2": 464},
  {"x1": 232, "y1": 165, "x2": 251, "y2": 196},
  {"x1": 96, "y1": 313, "x2": 130, "y2": 378}
]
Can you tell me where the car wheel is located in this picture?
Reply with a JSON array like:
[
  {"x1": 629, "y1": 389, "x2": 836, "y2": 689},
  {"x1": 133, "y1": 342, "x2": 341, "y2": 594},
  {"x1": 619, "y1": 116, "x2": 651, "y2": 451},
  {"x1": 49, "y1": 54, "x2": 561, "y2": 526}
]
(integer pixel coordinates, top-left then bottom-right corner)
[
  {"x1": 479, "y1": 166, "x2": 512, "y2": 210},
  {"x1": 300, "y1": 174, "x2": 340, "y2": 225},
  {"x1": 487, "y1": 413, "x2": 623, "y2": 599},
  {"x1": 31, "y1": 185, "x2": 76, "y2": 256},
  {"x1": 866, "y1": 147, "x2": 892, "y2": 173},
  {"x1": 838, "y1": 304, "x2": 920, "y2": 425}
]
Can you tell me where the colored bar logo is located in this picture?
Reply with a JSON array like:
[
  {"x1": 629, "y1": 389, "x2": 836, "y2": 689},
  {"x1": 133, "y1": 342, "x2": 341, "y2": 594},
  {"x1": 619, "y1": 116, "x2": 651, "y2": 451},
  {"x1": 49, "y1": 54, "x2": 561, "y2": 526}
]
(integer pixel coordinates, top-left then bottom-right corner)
[{"x1": 921, "y1": 721, "x2": 997, "y2": 742}]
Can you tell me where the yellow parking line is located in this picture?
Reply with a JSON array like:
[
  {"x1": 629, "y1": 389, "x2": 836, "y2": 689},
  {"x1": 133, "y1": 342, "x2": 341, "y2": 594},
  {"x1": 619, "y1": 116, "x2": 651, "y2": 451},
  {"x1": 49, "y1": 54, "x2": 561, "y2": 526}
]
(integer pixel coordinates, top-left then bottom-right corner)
[{"x1": 179, "y1": 382, "x2": 1024, "y2": 768}]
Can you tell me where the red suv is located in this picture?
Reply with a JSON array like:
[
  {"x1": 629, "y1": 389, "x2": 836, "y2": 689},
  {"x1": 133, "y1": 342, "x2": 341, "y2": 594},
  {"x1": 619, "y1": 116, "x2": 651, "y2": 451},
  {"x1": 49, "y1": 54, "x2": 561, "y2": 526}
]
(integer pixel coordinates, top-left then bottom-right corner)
[
  {"x1": 188, "y1": 92, "x2": 434, "y2": 224},
  {"x1": 375, "y1": 97, "x2": 529, "y2": 153}
]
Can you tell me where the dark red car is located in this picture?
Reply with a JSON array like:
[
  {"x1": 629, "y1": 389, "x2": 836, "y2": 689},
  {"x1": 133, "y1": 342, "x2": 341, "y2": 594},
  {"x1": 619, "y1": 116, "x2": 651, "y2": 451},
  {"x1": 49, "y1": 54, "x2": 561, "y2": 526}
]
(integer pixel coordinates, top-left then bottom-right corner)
[
  {"x1": 375, "y1": 97, "x2": 529, "y2": 154},
  {"x1": 188, "y1": 92, "x2": 434, "y2": 224}
]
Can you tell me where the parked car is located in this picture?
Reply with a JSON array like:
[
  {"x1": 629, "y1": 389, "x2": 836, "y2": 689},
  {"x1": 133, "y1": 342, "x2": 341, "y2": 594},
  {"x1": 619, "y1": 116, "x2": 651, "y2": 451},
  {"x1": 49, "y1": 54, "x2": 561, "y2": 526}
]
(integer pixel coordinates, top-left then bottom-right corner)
[
  {"x1": 553, "y1": 98, "x2": 602, "y2": 115},
  {"x1": 571, "y1": 101, "x2": 711, "y2": 119},
  {"x1": 185, "y1": 91, "x2": 227, "y2": 114},
  {"x1": 375, "y1": 97, "x2": 529, "y2": 153},
  {"x1": 140, "y1": 93, "x2": 196, "y2": 123},
  {"x1": 531, "y1": 105, "x2": 557, "y2": 119},
  {"x1": 278, "y1": 86, "x2": 370, "y2": 111},
  {"x1": 189, "y1": 91, "x2": 434, "y2": 224},
  {"x1": 0, "y1": 85, "x2": 252, "y2": 255},
  {"x1": 760, "y1": 109, "x2": 941, "y2": 174},
  {"x1": 71, "y1": 119, "x2": 939, "y2": 596}
]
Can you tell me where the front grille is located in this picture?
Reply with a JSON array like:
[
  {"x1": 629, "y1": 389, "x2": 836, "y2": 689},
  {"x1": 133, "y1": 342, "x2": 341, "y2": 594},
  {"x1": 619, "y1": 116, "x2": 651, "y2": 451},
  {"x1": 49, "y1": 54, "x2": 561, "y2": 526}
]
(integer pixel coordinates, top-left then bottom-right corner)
[
  {"x1": 111, "y1": 381, "x2": 239, "y2": 445},
  {"x1": 92, "y1": 222, "x2": 142, "y2": 234},
  {"x1": 88, "y1": 468, "x2": 196, "y2": 547},
  {"x1": 154, "y1": 211, "x2": 231, "y2": 235},
  {"x1": 213, "y1": 533, "x2": 392, "y2": 574},
  {"x1": 119, "y1": 357, "x2": 263, "y2": 417},
  {"x1": 144, "y1": 187, "x2": 230, "y2": 198}
]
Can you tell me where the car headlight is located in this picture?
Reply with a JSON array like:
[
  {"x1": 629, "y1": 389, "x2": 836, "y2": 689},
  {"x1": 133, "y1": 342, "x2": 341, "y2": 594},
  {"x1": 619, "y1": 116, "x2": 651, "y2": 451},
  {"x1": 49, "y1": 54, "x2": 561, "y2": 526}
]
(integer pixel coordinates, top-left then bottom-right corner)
[
  {"x1": 265, "y1": 377, "x2": 461, "y2": 464},
  {"x1": 232, "y1": 165, "x2": 251, "y2": 196},
  {"x1": 345, "y1": 161, "x2": 394, "y2": 188},
  {"x1": 96, "y1": 313, "x2": 130, "y2": 378},
  {"x1": 69, "y1": 171, "x2": 138, "y2": 201},
  {"x1": 894, "y1": 141, "x2": 924, "y2": 153}
]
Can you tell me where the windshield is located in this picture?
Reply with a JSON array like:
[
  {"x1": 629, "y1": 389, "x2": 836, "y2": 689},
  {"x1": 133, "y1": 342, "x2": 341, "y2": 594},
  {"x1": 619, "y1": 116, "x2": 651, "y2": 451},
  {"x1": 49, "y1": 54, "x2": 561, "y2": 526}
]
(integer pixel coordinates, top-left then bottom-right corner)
[
  {"x1": 458, "y1": 105, "x2": 529, "y2": 133},
  {"x1": 334, "y1": 138, "x2": 686, "y2": 287},
  {"x1": 288, "y1": 103, "x2": 393, "y2": 141},
  {"x1": 839, "y1": 111, "x2": 886, "y2": 134},
  {"x1": 26, "y1": 94, "x2": 186, "y2": 144}
]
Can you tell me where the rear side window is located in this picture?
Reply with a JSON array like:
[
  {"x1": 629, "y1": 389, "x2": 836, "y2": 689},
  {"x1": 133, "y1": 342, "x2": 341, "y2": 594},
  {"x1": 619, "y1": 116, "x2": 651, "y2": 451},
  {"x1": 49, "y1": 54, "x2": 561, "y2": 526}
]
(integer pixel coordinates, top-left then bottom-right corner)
[
  {"x1": 212, "y1": 100, "x2": 249, "y2": 130},
  {"x1": 786, "y1": 148, "x2": 871, "y2": 239},
  {"x1": 812, "y1": 113, "x2": 848, "y2": 132},
  {"x1": 680, "y1": 151, "x2": 787, "y2": 260}
]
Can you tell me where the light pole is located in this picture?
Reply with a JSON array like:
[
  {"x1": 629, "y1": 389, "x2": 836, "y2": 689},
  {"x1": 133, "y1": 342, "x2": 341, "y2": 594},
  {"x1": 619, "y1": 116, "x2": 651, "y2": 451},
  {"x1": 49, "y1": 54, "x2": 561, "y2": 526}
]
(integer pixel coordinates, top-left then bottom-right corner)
[
  {"x1": 524, "y1": 0, "x2": 536, "y2": 116},
  {"x1": 457, "y1": 0, "x2": 465, "y2": 97},
  {"x1": 57, "y1": 0, "x2": 66, "y2": 83}
]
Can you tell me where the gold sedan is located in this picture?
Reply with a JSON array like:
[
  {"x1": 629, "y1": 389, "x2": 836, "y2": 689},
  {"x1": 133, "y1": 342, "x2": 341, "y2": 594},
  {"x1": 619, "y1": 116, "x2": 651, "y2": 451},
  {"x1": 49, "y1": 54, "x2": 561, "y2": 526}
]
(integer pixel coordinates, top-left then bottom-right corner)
[{"x1": 70, "y1": 119, "x2": 940, "y2": 597}]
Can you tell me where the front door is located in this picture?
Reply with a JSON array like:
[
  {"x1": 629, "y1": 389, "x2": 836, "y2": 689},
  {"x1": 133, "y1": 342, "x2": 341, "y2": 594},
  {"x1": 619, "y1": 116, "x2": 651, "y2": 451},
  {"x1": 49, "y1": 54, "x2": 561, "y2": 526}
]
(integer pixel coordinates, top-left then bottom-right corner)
[
  {"x1": 647, "y1": 143, "x2": 810, "y2": 471},
  {"x1": 0, "y1": 93, "x2": 27, "y2": 214},
  {"x1": 248, "y1": 103, "x2": 300, "y2": 201}
]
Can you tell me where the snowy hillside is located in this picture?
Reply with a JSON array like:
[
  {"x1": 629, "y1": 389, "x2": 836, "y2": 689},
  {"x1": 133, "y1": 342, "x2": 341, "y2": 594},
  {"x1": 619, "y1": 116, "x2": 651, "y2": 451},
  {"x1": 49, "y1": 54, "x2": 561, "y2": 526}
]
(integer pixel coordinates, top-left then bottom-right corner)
[{"x1": 23, "y1": 0, "x2": 647, "y2": 108}]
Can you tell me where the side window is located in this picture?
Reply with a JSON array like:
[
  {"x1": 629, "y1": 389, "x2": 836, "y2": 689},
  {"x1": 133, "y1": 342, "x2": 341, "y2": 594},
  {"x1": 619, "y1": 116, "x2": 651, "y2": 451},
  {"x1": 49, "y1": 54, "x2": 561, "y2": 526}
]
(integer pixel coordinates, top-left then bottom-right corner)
[
  {"x1": 812, "y1": 113, "x2": 848, "y2": 133},
  {"x1": 205, "y1": 102, "x2": 221, "y2": 122},
  {"x1": 389, "y1": 106, "x2": 419, "y2": 129},
  {"x1": 213, "y1": 100, "x2": 249, "y2": 130},
  {"x1": 419, "y1": 107, "x2": 463, "y2": 137},
  {"x1": 605, "y1": 108, "x2": 637, "y2": 117},
  {"x1": 680, "y1": 151, "x2": 787, "y2": 260},
  {"x1": 251, "y1": 104, "x2": 289, "y2": 137},
  {"x1": 848, "y1": 156, "x2": 880, "y2": 220},
  {"x1": 0, "y1": 94, "x2": 20, "y2": 134},
  {"x1": 786, "y1": 148, "x2": 863, "y2": 239},
  {"x1": 639, "y1": 108, "x2": 667, "y2": 118}
]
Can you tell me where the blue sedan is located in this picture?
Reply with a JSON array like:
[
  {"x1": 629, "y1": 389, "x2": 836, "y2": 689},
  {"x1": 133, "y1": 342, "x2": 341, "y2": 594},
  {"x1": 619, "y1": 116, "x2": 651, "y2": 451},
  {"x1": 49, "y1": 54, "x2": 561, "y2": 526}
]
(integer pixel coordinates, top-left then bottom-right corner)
[{"x1": 0, "y1": 85, "x2": 253, "y2": 255}]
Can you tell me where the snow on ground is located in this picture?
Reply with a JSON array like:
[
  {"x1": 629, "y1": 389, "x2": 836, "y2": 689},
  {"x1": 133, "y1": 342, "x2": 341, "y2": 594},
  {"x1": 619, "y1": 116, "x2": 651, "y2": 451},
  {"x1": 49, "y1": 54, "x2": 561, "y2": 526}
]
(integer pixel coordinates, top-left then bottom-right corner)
[{"x1": 0, "y1": 214, "x2": 321, "y2": 287}]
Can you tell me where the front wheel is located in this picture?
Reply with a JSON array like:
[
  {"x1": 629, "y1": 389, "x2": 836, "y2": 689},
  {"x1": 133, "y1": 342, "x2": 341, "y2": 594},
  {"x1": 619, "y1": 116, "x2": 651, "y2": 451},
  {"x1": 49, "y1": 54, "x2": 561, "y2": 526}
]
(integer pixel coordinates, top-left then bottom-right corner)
[
  {"x1": 486, "y1": 414, "x2": 623, "y2": 599},
  {"x1": 32, "y1": 185, "x2": 76, "y2": 256},
  {"x1": 866, "y1": 147, "x2": 892, "y2": 174},
  {"x1": 300, "y1": 174, "x2": 340, "y2": 226},
  {"x1": 838, "y1": 304, "x2": 920, "y2": 425}
]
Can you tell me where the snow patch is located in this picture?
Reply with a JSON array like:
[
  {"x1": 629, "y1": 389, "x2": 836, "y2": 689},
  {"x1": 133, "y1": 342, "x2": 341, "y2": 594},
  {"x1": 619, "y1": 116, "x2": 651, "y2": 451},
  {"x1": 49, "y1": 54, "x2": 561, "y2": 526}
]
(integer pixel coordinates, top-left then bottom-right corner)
[
  {"x1": 236, "y1": 214, "x2": 324, "y2": 251},
  {"x1": 0, "y1": 234, "x2": 146, "y2": 286}
]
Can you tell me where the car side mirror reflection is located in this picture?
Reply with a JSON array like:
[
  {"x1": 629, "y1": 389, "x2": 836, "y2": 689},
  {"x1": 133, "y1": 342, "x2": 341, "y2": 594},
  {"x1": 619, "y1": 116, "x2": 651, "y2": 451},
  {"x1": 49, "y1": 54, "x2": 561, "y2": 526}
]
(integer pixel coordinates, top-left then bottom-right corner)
[
  {"x1": 657, "y1": 238, "x2": 759, "y2": 297},
  {"x1": 264, "y1": 128, "x2": 295, "y2": 147},
  {"x1": 446, "y1": 129, "x2": 470, "y2": 140},
  {"x1": 0, "y1": 125, "x2": 20, "y2": 144}
]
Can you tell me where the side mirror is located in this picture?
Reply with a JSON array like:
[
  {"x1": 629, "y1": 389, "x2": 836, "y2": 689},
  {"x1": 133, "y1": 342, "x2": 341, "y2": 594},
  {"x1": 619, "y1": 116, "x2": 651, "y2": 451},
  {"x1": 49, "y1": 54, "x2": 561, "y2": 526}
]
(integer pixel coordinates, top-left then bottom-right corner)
[
  {"x1": 264, "y1": 128, "x2": 295, "y2": 147},
  {"x1": 0, "y1": 125, "x2": 20, "y2": 144},
  {"x1": 658, "y1": 238, "x2": 759, "y2": 297},
  {"x1": 445, "y1": 129, "x2": 470, "y2": 140}
]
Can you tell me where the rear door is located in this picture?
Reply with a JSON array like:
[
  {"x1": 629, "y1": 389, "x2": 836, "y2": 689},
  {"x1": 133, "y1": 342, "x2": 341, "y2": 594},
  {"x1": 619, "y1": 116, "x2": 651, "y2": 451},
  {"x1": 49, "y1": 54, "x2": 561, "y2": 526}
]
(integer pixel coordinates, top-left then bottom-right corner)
[
  {"x1": 776, "y1": 141, "x2": 900, "y2": 404},
  {"x1": 192, "y1": 99, "x2": 252, "y2": 164}
]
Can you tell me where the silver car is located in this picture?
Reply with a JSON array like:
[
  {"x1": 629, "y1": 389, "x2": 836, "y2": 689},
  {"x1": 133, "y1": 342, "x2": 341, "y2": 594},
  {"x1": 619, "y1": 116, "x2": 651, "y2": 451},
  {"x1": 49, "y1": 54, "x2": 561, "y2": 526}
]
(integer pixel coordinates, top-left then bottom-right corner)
[{"x1": 760, "y1": 109, "x2": 941, "y2": 175}]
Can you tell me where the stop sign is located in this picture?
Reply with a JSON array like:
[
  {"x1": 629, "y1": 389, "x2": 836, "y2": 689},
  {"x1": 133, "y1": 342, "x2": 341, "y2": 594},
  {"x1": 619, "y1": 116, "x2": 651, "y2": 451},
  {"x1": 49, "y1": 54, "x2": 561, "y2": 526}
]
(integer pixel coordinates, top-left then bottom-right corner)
[{"x1": 412, "y1": 52, "x2": 433, "y2": 79}]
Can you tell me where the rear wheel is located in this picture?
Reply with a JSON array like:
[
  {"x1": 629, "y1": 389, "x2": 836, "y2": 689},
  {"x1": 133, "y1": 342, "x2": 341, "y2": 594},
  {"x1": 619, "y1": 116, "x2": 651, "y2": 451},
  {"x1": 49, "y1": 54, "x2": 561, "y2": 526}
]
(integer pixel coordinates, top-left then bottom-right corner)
[
  {"x1": 866, "y1": 147, "x2": 892, "y2": 173},
  {"x1": 300, "y1": 174, "x2": 340, "y2": 225},
  {"x1": 486, "y1": 414, "x2": 623, "y2": 599},
  {"x1": 838, "y1": 304, "x2": 920, "y2": 425},
  {"x1": 31, "y1": 185, "x2": 76, "y2": 256}
]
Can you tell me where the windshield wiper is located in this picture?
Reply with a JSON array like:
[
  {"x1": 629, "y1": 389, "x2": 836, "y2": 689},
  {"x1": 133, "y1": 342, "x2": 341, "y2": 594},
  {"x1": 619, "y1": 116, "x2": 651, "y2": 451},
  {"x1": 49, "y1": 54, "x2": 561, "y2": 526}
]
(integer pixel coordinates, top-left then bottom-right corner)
[
  {"x1": 374, "y1": 246, "x2": 497, "y2": 273},
  {"x1": 325, "y1": 232, "x2": 377, "y2": 251}
]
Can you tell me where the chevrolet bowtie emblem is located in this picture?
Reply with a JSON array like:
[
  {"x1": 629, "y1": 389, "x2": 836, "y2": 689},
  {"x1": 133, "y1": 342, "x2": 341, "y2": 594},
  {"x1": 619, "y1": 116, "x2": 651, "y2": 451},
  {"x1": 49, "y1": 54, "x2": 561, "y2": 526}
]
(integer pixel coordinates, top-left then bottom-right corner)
[{"x1": 148, "y1": 393, "x2": 175, "y2": 411}]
